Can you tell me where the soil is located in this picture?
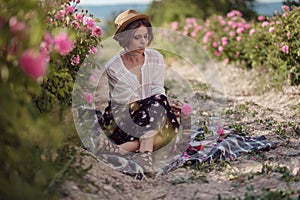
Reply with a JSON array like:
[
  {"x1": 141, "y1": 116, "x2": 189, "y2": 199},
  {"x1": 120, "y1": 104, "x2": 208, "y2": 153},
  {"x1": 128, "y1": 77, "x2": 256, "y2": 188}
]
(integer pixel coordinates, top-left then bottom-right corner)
[{"x1": 60, "y1": 61, "x2": 300, "y2": 200}]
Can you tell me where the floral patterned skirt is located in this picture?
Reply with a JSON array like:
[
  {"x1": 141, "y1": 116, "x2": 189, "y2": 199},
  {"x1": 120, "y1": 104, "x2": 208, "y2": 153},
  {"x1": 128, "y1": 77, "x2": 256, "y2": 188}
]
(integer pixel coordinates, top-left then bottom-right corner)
[{"x1": 98, "y1": 94, "x2": 180, "y2": 145}]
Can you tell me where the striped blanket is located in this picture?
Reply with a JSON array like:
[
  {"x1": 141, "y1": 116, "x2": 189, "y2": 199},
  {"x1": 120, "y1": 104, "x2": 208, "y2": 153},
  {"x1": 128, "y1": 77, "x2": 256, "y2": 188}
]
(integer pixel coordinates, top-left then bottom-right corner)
[{"x1": 75, "y1": 107, "x2": 277, "y2": 179}]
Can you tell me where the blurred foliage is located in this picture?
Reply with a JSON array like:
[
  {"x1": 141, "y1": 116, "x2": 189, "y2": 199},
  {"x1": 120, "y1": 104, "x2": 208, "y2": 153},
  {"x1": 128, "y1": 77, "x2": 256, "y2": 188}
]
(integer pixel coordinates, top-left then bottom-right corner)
[
  {"x1": 146, "y1": 0, "x2": 257, "y2": 26},
  {"x1": 0, "y1": 76, "x2": 67, "y2": 200},
  {"x1": 0, "y1": 0, "x2": 100, "y2": 199}
]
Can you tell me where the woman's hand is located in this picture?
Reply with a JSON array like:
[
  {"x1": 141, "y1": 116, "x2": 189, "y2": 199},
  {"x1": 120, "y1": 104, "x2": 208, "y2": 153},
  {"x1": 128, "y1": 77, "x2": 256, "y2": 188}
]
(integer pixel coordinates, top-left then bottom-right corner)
[{"x1": 168, "y1": 98, "x2": 182, "y2": 118}]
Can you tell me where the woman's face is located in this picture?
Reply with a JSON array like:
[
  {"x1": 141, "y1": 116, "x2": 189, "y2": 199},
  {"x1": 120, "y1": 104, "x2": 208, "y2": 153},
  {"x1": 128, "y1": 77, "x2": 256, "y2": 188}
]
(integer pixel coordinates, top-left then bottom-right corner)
[{"x1": 126, "y1": 25, "x2": 149, "y2": 53}]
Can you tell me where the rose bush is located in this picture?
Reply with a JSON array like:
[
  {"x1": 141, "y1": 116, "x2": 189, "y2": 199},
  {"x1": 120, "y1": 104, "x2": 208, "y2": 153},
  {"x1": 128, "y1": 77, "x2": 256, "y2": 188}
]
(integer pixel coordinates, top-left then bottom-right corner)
[
  {"x1": 35, "y1": 0, "x2": 102, "y2": 112},
  {"x1": 172, "y1": 6, "x2": 300, "y2": 85}
]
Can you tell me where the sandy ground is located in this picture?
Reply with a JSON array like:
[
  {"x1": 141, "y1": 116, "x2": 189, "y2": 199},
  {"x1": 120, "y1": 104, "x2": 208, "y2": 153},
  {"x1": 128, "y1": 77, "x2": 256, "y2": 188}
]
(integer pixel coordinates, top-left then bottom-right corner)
[{"x1": 61, "y1": 61, "x2": 300, "y2": 200}]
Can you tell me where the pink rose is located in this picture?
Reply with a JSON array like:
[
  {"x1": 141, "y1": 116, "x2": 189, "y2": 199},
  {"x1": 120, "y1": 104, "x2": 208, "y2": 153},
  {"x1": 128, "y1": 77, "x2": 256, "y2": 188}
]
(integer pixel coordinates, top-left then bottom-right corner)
[
  {"x1": 281, "y1": 45, "x2": 289, "y2": 54},
  {"x1": 92, "y1": 26, "x2": 103, "y2": 37},
  {"x1": 269, "y1": 27, "x2": 275, "y2": 33},
  {"x1": 262, "y1": 21, "x2": 269, "y2": 27},
  {"x1": 55, "y1": 10, "x2": 66, "y2": 19},
  {"x1": 75, "y1": 13, "x2": 83, "y2": 21},
  {"x1": 221, "y1": 37, "x2": 227, "y2": 41},
  {"x1": 86, "y1": 93, "x2": 93, "y2": 103},
  {"x1": 181, "y1": 103, "x2": 192, "y2": 116},
  {"x1": 9, "y1": 16, "x2": 26, "y2": 33},
  {"x1": 229, "y1": 31, "x2": 235, "y2": 37},
  {"x1": 257, "y1": 16, "x2": 265, "y2": 21},
  {"x1": 281, "y1": 5, "x2": 290, "y2": 12},
  {"x1": 89, "y1": 46, "x2": 98, "y2": 54},
  {"x1": 218, "y1": 127, "x2": 224, "y2": 136},
  {"x1": 249, "y1": 29, "x2": 255, "y2": 35},
  {"x1": 223, "y1": 26, "x2": 229, "y2": 32},
  {"x1": 171, "y1": 21, "x2": 178, "y2": 30},
  {"x1": 212, "y1": 41, "x2": 218, "y2": 48},
  {"x1": 227, "y1": 10, "x2": 243, "y2": 18},
  {"x1": 214, "y1": 50, "x2": 221, "y2": 57},
  {"x1": 218, "y1": 46, "x2": 224, "y2": 52},
  {"x1": 236, "y1": 27, "x2": 244, "y2": 34},
  {"x1": 66, "y1": 6, "x2": 74, "y2": 14},
  {"x1": 223, "y1": 58, "x2": 229, "y2": 64},
  {"x1": 71, "y1": 20, "x2": 80, "y2": 29},
  {"x1": 204, "y1": 31, "x2": 213, "y2": 38},
  {"x1": 203, "y1": 31, "x2": 213, "y2": 43},
  {"x1": 83, "y1": 16, "x2": 95, "y2": 30},
  {"x1": 54, "y1": 32, "x2": 73, "y2": 55},
  {"x1": 191, "y1": 31, "x2": 197, "y2": 37},
  {"x1": 20, "y1": 49, "x2": 48, "y2": 79}
]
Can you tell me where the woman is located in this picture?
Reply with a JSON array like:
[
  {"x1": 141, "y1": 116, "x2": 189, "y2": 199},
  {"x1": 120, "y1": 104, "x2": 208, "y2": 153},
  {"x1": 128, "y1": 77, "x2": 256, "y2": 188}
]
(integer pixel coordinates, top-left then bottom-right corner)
[{"x1": 97, "y1": 9, "x2": 184, "y2": 175}]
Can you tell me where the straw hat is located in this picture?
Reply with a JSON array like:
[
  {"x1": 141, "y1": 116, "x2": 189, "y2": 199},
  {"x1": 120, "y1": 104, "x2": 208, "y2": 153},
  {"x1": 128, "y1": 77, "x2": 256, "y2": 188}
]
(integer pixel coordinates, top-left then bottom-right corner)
[{"x1": 114, "y1": 9, "x2": 150, "y2": 35}]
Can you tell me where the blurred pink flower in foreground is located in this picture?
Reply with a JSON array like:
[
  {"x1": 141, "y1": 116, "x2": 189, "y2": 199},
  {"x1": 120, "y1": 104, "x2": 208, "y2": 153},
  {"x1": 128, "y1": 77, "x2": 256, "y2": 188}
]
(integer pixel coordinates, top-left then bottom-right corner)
[
  {"x1": 269, "y1": 27, "x2": 275, "y2": 33},
  {"x1": 86, "y1": 93, "x2": 93, "y2": 103},
  {"x1": 281, "y1": 45, "x2": 289, "y2": 54},
  {"x1": 181, "y1": 103, "x2": 192, "y2": 116},
  {"x1": 54, "y1": 32, "x2": 73, "y2": 55},
  {"x1": 20, "y1": 49, "x2": 48, "y2": 78},
  {"x1": 9, "y1": 16, "x2": 26, "y2": 33}
]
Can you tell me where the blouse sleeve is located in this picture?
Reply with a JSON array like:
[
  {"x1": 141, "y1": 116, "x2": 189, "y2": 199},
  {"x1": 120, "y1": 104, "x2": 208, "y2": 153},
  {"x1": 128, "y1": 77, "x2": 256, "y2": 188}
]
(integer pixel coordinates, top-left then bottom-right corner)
[
  {"x1": 106, "y1": 68, "x2": 139, "y2": 104},
  {"x1": 150, "y1": 52, "x2": 166, "y2": 96}
]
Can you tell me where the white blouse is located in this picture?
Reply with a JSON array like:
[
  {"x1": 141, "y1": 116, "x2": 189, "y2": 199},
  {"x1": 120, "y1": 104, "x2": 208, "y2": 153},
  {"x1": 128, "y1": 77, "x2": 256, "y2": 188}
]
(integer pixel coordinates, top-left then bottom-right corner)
[{"x1": 105, "y1": 49, "x2": 166, "y2": 104}]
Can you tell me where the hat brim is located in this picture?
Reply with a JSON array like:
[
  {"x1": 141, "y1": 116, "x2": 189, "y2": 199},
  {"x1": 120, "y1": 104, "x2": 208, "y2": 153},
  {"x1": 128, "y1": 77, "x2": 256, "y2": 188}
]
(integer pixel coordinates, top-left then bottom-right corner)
[{"x1": 114, "y1": 14, "x2": 151, "y2": 36}]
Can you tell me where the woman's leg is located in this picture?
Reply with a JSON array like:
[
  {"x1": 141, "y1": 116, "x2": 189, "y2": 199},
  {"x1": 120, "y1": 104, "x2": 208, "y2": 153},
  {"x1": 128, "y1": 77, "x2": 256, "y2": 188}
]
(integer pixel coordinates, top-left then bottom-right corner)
[
  {"x1": 138, "y1": 131, "x2": 169, "y2": 152},
  {"x1": 138, "y1": 130, "x2": 156, "y2": 152},
  {"x1": 153, "y1": 134, "x2": 165, "y2": 151},
  {"x1": 119, "y1": 140, "x2": 140, "y2": 153}
]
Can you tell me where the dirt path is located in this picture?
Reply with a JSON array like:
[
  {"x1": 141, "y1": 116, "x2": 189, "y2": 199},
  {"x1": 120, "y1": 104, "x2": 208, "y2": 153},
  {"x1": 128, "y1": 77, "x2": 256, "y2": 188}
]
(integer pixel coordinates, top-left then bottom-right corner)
[{"x1": 61, "y1": 62, "x2": 300, "y2": 200}]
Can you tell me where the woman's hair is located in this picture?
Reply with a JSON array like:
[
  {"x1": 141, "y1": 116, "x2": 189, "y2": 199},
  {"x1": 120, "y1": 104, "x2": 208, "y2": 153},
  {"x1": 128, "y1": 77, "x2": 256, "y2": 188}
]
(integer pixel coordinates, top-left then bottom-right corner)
[{"x1": 114, "y1": 19, "x2": 153, "y2": 48}]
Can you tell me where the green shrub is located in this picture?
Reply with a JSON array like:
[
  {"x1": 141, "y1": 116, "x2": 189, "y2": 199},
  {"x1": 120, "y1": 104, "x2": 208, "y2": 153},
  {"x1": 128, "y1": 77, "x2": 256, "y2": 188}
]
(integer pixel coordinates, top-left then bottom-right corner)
[{"x1": 173, "y1": 6, "x2": 300, "y2": 85}]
